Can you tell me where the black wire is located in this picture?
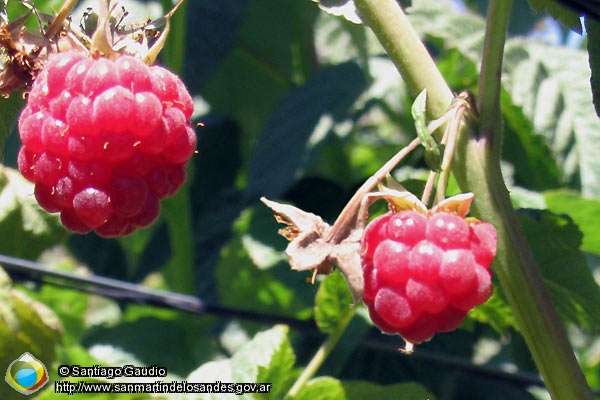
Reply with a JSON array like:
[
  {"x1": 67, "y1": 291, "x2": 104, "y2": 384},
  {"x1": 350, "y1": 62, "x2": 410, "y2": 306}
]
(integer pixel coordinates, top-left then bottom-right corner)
[
  {"x1": 0, "y1": 253, "x2": 567, "y2": 393},
  {"x1": 0, "y1": 254, "x2": 317, "y2": 333}
]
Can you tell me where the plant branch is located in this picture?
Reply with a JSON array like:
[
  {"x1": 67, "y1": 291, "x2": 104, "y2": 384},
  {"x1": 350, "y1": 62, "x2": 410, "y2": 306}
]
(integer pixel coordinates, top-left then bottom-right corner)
[
  {"x1": 285, "y1": 306, "x2": 356, "y2": 398},
  {"x1": 477, "y1": 0, "x2": 509, "y2": 159},
  {"x1": 453, "y1": 1, "x2": 593, "y2": 398}
]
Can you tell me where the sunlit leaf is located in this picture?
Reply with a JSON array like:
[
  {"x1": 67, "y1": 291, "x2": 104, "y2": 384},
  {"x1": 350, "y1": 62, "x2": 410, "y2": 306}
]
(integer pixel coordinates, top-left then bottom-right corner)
[
  {"x1": 292, "y1": 377, "x2": 436, "y2": 400},
  {"x1": 518, "y1": 209, "x2": 600, "y2": 331},
  {"x1": 314, "y1": 270, "x2": 353, "y2": 334}
]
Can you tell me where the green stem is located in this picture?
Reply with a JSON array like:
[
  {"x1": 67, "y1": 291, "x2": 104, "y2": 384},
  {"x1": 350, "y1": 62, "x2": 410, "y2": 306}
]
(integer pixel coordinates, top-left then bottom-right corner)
[
  {"x1": 476, "y1": 0, "x2": 509, "y2": 160},
  {"x1": 353, "y1": 0, "x2": 593, "y2": 398},
  {"x1": 285, "y1": 307, "x2": 356, "y2": 398},
  {"x1": 158, "y1": 0, "x2": 194, "y2": 294},
  {"x1": 161, "y1": 184, "x2": 194, "y2": 294},
  {"x1": 455, "y1": 1, "x2": 592, "y2": 398},
  {"x1": 453, "y1": 132, "x2": 593, "y2": 400}
]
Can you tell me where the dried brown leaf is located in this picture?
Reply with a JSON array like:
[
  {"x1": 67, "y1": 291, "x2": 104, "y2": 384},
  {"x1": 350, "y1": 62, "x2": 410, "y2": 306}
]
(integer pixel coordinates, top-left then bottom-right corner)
[{"x1": 261, "y1": 197, "x2": 364, "y2": 303}]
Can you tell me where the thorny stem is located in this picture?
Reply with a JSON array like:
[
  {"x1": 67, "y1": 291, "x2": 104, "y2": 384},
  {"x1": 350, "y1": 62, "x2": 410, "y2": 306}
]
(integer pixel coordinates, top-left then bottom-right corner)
[{"x1": 454, "y1": 1, "x2": 593, "y2": 398}]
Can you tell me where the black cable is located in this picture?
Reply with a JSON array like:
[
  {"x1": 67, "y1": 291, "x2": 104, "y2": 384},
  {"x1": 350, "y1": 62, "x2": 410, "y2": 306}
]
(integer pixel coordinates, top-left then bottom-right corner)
[{"x1": 0, "y1": 254, "x2": 317, "y2": 333}]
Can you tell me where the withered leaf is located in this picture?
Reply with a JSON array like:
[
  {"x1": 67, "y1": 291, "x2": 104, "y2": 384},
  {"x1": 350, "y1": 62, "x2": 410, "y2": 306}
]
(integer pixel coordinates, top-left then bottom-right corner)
[{"x1": 261, "y1": 197, "x2": 364, "y2": 303}]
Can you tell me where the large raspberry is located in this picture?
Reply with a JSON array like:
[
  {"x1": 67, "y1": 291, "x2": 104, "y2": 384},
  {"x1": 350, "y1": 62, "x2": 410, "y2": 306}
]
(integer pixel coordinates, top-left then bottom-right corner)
[
  {"x1": 361, "y1": 192, "x2": 496, "y2": 344},
  {"x1": 18, "y1": 51, "x2": 196, "y2": 237}
]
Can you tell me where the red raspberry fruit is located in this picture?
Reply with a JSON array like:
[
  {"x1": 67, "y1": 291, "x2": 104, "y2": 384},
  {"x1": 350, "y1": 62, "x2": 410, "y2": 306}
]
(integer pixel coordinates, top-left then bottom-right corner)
[
  {"x1": 18, "y1": 51, "x2": 196, "y2": 237},
  {"x1": 361, "y1": 193, "x2": 496, "y2": 344}
]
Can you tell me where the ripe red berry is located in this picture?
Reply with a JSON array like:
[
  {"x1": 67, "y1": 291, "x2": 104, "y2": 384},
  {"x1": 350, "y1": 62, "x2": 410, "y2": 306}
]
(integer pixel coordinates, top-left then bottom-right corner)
[
  {"x1": 18, "y1": 51, "x2": 196, "y2": 237},
  {"x1": 361, "y1": 194, "x2": 496, "y2": 344}
]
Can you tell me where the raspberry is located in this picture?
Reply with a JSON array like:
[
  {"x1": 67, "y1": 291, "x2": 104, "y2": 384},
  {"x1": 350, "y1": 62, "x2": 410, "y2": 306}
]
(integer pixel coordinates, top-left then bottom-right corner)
[
  {"x1": 361, "y1": 196, "x2": 497, "y2": 344},
  {"x1": 18, "y1": 51, "x2": 196, "y2": 237}
]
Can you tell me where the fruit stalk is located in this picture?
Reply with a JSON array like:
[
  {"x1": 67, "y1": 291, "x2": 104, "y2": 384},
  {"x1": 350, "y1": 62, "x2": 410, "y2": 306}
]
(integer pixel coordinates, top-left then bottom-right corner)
[
  {"x1": 286, "y1": 306, "x2": 356, "y2": 398},
  {"x1": 353, "y1": 0, "x2": 593, "y2": 398}
]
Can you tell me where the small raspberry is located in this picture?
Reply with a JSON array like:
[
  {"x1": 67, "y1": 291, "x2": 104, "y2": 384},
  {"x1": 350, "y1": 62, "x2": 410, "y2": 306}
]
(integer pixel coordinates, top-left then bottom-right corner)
[
  {"x1": 18, "y1": 51, "x2": 196, "y2": 237},
  {"x1": 361, "y1": 193, "x2": 497, "y2": 344}
]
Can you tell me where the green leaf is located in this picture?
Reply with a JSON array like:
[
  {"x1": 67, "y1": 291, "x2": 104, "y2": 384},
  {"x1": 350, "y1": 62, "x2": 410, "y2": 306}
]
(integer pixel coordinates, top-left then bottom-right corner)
[
  {"x1": 314, "y1": 270, "x2": 353, "y2": 334},
  {"x1": 0, "y1": 273, "x2": 63, "y2": 400},
  {"x1": 188, "y1": 325, "x2": 294, "y2": 399},
  {"x1": 255, "y1": 328, "x2": 297, "y2": 399},
  {"x1": 184, "y1": 0, "x2": 249, "y2": 88},
  {"x1": 408, "y1": 1, "x2": 600, "y2": 196},
  {"x1": 292, "y1": 377, "x2": 436, "y2": 400},
  {"x1": 500, "y1": 90, "x2": 560, "y2": 190},
  {"x1": 215, "y1": 206, "x2": 315, "y2": 319},
  {"x1": 231, "y1": 325, "x2": 291, "y2": 381},
  {"x1": 517, "y1": 209, "x2": 600, "y2": 331},
  {"x1": 586, "y1": 18, "x2": 600, "y2": 119},
  {"x1": 468, "y1": 288, "x2": 517, "y2": 334},
  {"x1": 200, "y1": 0, "x2": 319, "y2": 145},
  {"x1": 0, "y1": 96, "x2": 23, "y2": 155},
  {"x1": 527, "y1": 0, "x2": 583, "y2": 31},
  {"x1": 0, "y1": 166, "x2": 68, "y2": 259},
  {"x1": 216, "y1": 233, "x2": 313, "y2": 319},
  {"x1": 245, "y1": 61, "x2": 367, "y2": 200},
  {"x1": 314, "y1": 8, "x2": 379, "y2": 68},
  {"x1": 544, "y1": 190, "x2": 600, "y2": 255},
  {"x1": 407, "y1": 0, "x2": 487, "y2": 64},
  {"x1": 291, "y1": 377, "x2": 345, "y2": 400},
  {"x1": 503, "y1": 39, "x2": 600, "y2": 197}
]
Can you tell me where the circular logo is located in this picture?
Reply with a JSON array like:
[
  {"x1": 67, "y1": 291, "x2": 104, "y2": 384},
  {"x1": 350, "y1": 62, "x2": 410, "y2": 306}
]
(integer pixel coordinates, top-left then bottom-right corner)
[{"x1": 5, "y1": 353, "x2": 49, "y2": 395}]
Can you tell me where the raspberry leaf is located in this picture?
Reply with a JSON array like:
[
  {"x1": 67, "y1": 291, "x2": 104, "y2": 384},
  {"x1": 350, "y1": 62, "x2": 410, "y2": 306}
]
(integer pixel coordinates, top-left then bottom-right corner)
[
  {"x1": 246, "y1": 62, "x2": 367, "y2": 201},
  {"x1": 0, "y1": 269, "x2": 63, "y2": 384},
  {"x1": 468, "y1": 290, "x2": 517, "y2": 334},
  {"x1": 293, "y1": 377, "x2": 435, "y2": 400},
  {"x1": 315, "y1": 270, "x2": 353, "y2": 334},
  {"x1": 544, "y1": 190, "x2": 600, "y2": 255},
  {"x1": 0, "y1": 166, "x2": 67, "y2": 258},
  {"x1": 187, "y1": 325, "x2": 294, "y2": 396},
  {"x1": 0, "y1": 96, "x2": 23, "y2": 154},
  {"x1": 518, "y1": 209, "x2": 600, "y2": 330}
]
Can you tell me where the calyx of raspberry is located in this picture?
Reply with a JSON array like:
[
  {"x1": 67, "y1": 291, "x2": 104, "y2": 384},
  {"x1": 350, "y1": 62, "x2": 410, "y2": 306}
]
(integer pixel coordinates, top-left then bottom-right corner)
[
  {"x1": 0, "y1": 0, "x2": 182, "y2": 95},
  {"x1": 361, "y1": 189, "x2": 497, "y2": 344}
]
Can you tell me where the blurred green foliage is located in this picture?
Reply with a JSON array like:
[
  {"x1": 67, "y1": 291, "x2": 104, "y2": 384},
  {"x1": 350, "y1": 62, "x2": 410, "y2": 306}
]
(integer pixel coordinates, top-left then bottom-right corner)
[{"x1": 0, "y1": 0, "x2": 599, "y2": 399}]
